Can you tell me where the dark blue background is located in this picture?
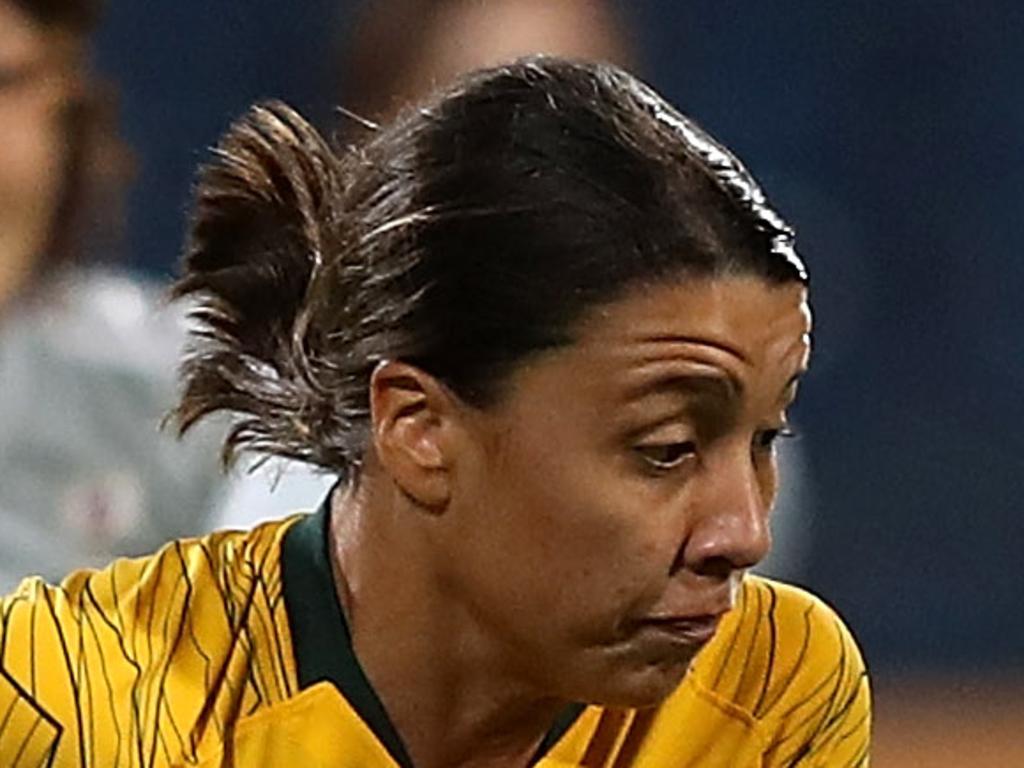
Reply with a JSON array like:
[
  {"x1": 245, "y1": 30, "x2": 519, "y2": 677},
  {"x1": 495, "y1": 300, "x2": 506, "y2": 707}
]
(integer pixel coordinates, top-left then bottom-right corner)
[{"x1": 94, "y1": 0, "x2": 1024, "y2": 673}]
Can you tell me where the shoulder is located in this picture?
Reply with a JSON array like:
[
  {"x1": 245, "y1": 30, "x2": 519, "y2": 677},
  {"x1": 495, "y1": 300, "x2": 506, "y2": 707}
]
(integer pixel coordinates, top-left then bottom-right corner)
[
  {"x1": 550, "y1": 579, "x2": 870, "y2": 767},
  {"x1": 685, "y1": 575, "x2": 871, "y2": 764},
  {"x1": 1, "y1": 515, "x2": 297, "y2": 646},
  {"x1": 690, "y1": 576, "x2": 867, "y2": 705},
  {"x1": 0, "y1": 517, "x2": 301, "y2": 765}
]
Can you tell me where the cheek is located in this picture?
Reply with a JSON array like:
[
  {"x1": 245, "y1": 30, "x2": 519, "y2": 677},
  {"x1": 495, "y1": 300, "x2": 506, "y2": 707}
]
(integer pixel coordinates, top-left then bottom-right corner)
[{"x1": 464, "y1": 428, "x2": 678, "y2": 630}]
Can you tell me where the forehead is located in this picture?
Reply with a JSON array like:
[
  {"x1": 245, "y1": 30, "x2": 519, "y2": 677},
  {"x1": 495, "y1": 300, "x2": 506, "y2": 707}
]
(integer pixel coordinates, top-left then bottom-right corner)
[{"x1": 569, "y1": 275, "x2": 812, "y2": 384}]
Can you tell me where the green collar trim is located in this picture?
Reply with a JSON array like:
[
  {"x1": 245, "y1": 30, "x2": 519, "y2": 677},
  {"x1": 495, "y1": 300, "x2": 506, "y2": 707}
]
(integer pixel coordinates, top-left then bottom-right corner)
[
  {"x1": 281, "y1": 492, "x2": 585, "y2": 767},
  {"x1": 282, "y1": 497, "x2": 415, "y2": 768},
  {"x1": 533, "y1": 701, "x2": 587, "y2": 760}
]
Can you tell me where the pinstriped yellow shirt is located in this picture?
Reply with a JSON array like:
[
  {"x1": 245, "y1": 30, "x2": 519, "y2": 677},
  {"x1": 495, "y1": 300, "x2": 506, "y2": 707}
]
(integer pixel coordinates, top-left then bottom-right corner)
[{"x1": 0, "y1": 502, "x2": 870, "y2": 767}]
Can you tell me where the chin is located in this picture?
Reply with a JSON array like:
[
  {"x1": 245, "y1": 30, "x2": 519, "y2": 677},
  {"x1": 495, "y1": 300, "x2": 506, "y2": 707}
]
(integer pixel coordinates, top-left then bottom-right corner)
[{"x1": 578, "y1": 652, "x2": 695, "y2": 710}]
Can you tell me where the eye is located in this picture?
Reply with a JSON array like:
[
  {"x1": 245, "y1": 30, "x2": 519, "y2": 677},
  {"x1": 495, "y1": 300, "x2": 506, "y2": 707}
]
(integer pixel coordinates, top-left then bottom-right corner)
[
  {"x1": 634, "y1": 441, "x2": 697, "y2": 471},
  {"x1": 753, "y1": 425, "x2": 797, "y2": 452}
]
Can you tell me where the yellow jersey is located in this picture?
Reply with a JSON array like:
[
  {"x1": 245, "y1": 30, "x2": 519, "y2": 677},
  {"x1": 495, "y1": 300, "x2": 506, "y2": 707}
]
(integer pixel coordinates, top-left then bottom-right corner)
[{"x1": 0, "y1": 502, "x2": 870, "y2": 767}]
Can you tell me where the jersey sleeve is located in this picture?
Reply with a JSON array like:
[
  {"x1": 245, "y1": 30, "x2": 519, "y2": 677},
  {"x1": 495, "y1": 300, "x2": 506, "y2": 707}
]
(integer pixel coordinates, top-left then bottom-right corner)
[
  {"x1": 0, "y1": 559, "x2": 166, "y2": 767},
  {"x1": 1, "y1": 576, "x2": 85, "y2": 766},
  {"x1": 754, "y1": 581, "x2": 872, "y2": 767},
  {"x1": 0, "y1": 659, "x2": 63, "y2": 766},
  {"x1": 0, "y1": 546, "x2": 216, "y2": 767},
  {"x1": 688, "y1": 577, "x2": 871, "y2": 767},
  {"x1": 0, "y1": 522, "x2": 299, "y2": 768}
]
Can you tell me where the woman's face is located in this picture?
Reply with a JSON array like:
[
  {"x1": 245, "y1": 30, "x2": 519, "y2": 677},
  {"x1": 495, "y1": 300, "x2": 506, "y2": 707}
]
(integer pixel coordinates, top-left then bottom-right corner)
[
  {"x1": 439, "y1": 275, "x2": 812, "y2": 707},
  {"x1": 0, "y1": 1, "x2": 72, "y2": 306}
]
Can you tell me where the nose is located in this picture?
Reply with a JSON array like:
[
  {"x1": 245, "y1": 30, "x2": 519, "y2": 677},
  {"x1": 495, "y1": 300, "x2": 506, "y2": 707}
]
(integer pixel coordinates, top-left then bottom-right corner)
[{"x1": 677, "y1": 446, "x2": 772, "y2": 576}]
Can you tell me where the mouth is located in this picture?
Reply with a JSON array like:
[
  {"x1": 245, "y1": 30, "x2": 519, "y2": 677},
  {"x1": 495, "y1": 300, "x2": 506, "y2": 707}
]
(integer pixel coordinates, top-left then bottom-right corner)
[{"x1": 638, "y1": 613, "x2": 725, "y2": 647}]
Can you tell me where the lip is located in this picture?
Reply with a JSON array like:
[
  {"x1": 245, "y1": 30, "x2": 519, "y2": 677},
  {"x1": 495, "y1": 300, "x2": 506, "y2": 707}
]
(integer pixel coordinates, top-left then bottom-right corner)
[{"x1": 640, "y1": 613, "x2": 725, "y2": 646}]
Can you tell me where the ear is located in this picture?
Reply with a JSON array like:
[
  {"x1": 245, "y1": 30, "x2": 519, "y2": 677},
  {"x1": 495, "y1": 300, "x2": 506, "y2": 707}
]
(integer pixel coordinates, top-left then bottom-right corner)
[{"x1": 369, "y1": 360, "x2": 460, "y2": 510}]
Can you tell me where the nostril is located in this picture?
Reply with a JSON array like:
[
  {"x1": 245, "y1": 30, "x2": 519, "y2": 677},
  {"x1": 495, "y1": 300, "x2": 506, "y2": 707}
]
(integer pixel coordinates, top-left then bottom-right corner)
[
  {"x1": 671, "y1": 538, "x2": 735, "y2": 579},
  {"x1": 693, "y1": 555, "x2": 733, "y2": 580}
]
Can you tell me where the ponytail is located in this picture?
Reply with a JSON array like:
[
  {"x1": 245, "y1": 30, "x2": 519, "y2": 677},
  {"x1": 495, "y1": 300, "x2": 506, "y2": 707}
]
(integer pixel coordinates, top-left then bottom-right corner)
[{"x1": 172, "y1": 102, "x2": 358, "y2": 474}]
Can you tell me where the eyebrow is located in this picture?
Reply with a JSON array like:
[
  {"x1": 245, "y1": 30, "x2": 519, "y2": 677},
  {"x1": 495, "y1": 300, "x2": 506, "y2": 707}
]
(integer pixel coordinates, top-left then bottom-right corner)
[{"x1": 624, "y1": 366, "x2": 808, "y2": 410}]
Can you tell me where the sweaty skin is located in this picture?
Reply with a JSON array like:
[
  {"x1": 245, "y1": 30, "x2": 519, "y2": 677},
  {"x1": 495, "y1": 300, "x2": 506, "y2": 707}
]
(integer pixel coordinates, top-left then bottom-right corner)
[{"x1": 331, "y1": 275, "x2": 812, "y2": 768}]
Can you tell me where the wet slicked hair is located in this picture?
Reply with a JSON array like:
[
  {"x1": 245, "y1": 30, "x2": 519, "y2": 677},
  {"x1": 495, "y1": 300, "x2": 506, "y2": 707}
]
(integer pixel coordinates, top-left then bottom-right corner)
[{"x1": 173, "y1": 57, "x2": 806, "y2": 479}]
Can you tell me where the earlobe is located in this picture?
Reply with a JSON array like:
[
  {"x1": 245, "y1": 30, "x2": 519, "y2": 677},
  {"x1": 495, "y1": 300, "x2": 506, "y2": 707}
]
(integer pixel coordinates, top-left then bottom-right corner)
[{"x1": 369, "y1": 361, "x2": 454, "y2": 510}]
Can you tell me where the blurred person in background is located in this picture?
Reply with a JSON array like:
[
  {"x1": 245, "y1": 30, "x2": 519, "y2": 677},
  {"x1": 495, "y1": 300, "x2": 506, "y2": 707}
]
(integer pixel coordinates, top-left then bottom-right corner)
[
  {"x1": 218, "y1": 0, "x2": 811, "y2": 583},
  {"x1": 339, "y1": 0, "x2": 635, "y2": 124},
  {"x1": 0, "y1": 0, "x2": 223, "y2": 589}
]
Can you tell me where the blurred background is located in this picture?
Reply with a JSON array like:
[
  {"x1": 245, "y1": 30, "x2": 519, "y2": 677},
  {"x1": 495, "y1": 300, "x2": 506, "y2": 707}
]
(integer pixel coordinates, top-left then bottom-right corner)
[{"x1": 2, "y1": 0, "x2": 1022, "y2": 764}]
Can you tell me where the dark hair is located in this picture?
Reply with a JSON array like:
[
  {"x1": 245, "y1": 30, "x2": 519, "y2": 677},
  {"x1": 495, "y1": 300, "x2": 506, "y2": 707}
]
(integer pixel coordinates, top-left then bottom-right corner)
[{"x1": 173, "y1": 57, "x2": 806, "y2": 479}]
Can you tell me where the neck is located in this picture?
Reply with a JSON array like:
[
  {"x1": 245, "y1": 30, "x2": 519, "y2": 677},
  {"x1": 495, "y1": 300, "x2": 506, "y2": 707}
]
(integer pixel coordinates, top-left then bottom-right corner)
[{"x1": 329, "y1": 481, "x2": 567, "y2": 768}]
